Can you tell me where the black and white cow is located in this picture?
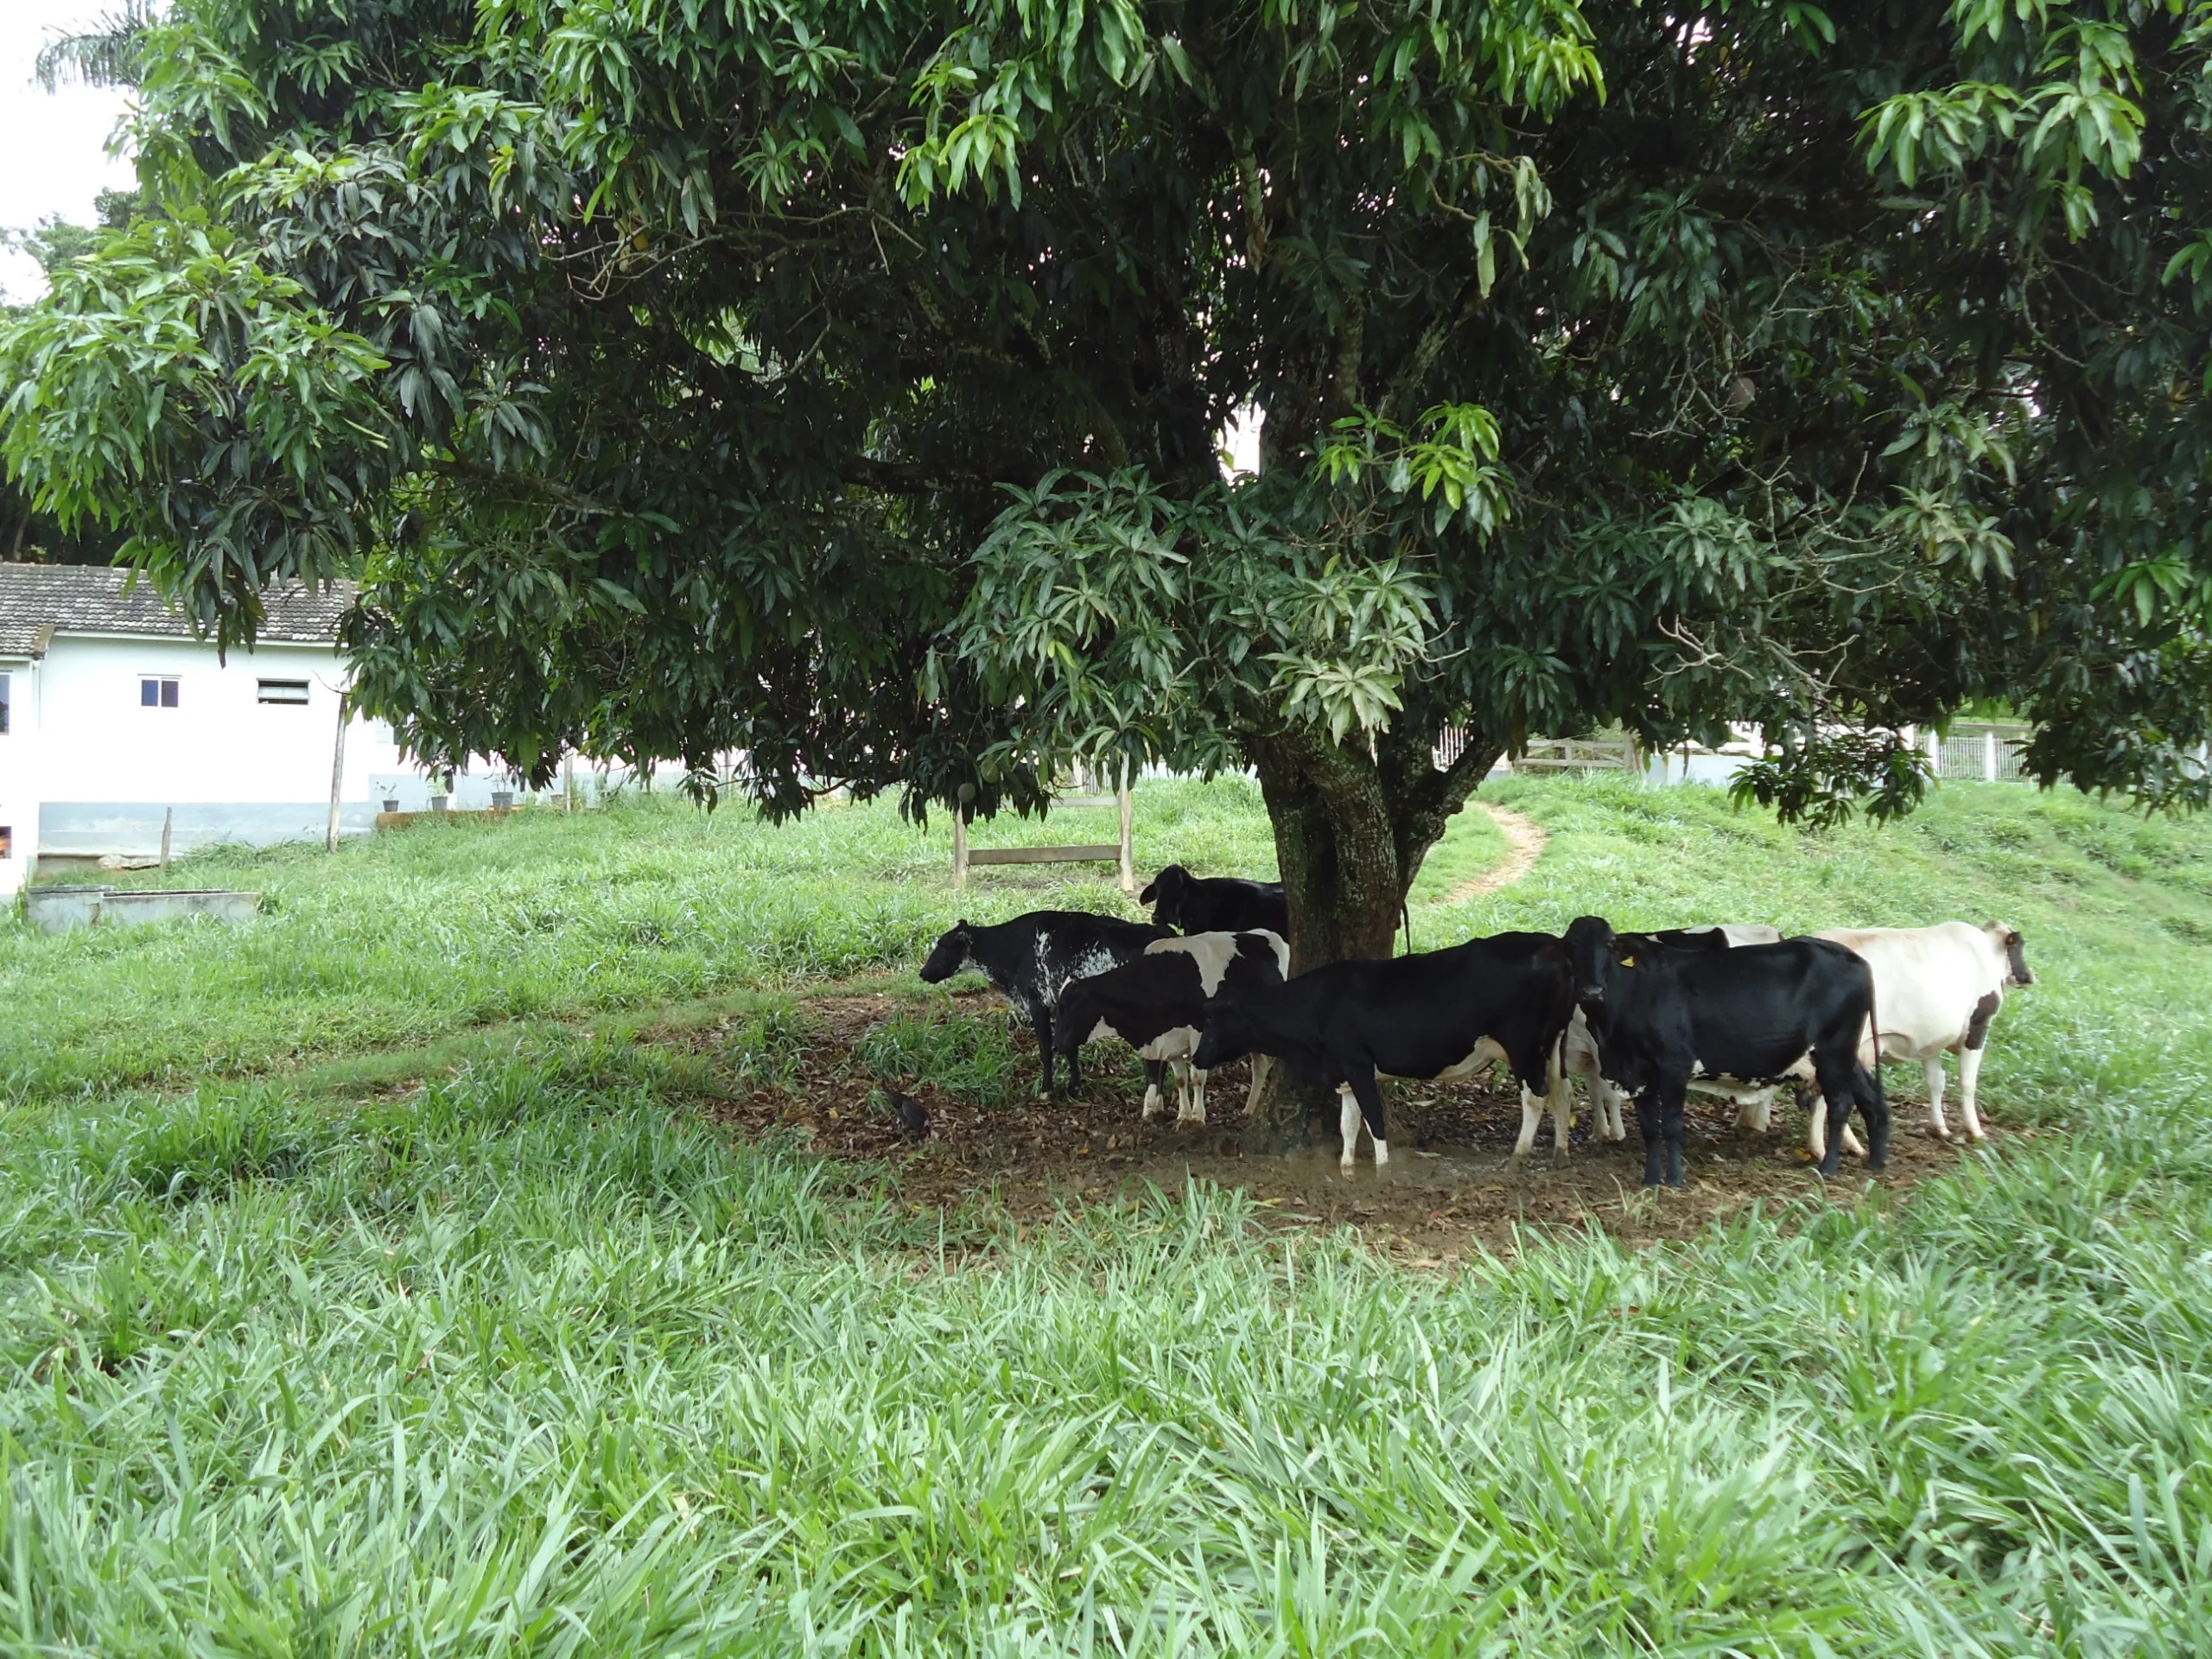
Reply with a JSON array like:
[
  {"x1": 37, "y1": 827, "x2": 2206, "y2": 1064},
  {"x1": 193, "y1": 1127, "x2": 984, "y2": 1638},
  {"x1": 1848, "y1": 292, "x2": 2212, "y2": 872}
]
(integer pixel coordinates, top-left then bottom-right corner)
[
  {"x1": 1536, "y1": 925, "x2": 1786, "y2": 1154},
  {"x1": 1139, "y1": 865, "x2": 1291, "y2": 938},
  {"x1": 1563, "y1": 915, "x2": 1887, "y2": 1187},
  {"x1": 918, "y1": 912, "x2": 1173, "y2": 1096},
  {"x1": 1053, "y1": 930, "x2": 1291, "y2": 1124},
  {"x1": 1795, "y1": 921, "x2": 2035, "y2": 1160},
  {"x1": 1192, "y1": 932, "x2": 1575, "y2": 1169}
]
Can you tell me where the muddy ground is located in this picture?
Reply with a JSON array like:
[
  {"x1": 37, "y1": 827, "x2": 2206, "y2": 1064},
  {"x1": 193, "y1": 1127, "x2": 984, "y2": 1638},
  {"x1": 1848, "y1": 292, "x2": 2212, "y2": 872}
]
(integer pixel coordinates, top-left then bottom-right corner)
[{"x1": 683, "y1": 994, "x2": 2010, "y2": 1264}]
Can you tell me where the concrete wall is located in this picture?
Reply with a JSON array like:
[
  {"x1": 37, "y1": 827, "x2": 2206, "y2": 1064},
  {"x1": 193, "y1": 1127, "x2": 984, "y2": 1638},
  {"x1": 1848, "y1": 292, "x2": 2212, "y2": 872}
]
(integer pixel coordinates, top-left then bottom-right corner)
[
  {"x1": 8, "y1": 633, "x2": 448, "y2": 866},
  {"x1": 0, "y1": 658, "x2": 32, "y2": 896},
  {"x1": 32, "y1": 635, "x2": 410, "y2": 805},
  {"x1": 1644, "y1": 749, "x2": 1755, "y2": 788}
]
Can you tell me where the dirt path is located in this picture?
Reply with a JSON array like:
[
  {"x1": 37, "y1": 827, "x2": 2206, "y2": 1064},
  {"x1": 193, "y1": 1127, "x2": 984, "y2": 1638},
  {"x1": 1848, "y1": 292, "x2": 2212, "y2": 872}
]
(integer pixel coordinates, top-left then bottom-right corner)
[{"x1": 1442, "y1": 804, "x2": 1548, "y2": 905}]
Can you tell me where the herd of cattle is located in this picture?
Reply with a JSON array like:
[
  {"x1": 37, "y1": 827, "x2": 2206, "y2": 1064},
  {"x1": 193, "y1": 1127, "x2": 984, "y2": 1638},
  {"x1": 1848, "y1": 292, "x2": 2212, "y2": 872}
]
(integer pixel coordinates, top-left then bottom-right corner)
[{"x1": 918, "y1": 863, "x2": 2034, "y2": 1188}]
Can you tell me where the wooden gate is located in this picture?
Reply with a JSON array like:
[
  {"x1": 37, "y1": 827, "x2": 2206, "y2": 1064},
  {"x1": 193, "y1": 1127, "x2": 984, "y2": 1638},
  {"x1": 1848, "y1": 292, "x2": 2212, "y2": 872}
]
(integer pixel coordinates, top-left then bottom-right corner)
[{"x1": 952, "y1": 764, "x2": 1135, "y2": 893}]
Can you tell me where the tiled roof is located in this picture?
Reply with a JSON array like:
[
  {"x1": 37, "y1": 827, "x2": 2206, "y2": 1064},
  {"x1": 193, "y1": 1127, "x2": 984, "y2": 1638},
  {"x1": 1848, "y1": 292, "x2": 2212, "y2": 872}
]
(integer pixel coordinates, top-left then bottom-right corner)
[{"x1": 0, "y1": 563, "x2": 356, "y2": 658}]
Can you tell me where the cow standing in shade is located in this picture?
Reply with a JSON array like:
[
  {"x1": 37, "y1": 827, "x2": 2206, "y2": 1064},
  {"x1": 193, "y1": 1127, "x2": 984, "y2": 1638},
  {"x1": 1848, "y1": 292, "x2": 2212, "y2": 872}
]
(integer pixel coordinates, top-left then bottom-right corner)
[
  {"x1": 1140, "y1": 865, "x2": 1290, "y2": 938},
  {"x1": 1535, "y1": 924, "x2": 1785, "y2": 1155},
  {"x1": 1796, "y1": 921, "x2": 2035, "y2": 1160},
  {"x1": 1564, "y1": 915, "x2": 1888, "y2": 1186},
  {"x1": 1053, "y1": 930, "x2": 1290, "y2": 1123},
  {"x1": 1192, "y1": 932, "x2": 1575, "y2": 1169},
  {"x1": 918, "y1": 912, "x2": 1173, "y2": 1096}
]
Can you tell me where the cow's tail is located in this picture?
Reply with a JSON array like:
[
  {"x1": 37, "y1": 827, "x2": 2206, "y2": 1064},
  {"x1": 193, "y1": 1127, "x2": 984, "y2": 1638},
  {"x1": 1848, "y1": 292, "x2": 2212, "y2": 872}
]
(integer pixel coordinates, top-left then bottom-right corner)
[
  {"x1": 1400, "y1": 896, "x2": 1413, "y2": 957},
  {"x1": 1855, "y1": 971, "x2": 1886, "y2": 1149}
]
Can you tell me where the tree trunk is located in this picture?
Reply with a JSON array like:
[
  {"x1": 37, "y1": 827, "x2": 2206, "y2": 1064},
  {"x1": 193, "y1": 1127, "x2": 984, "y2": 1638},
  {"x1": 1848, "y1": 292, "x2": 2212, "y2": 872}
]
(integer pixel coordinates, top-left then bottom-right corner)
[{"x1": 1238, "y1": 728, "x2": 1505, "y2": 1153}]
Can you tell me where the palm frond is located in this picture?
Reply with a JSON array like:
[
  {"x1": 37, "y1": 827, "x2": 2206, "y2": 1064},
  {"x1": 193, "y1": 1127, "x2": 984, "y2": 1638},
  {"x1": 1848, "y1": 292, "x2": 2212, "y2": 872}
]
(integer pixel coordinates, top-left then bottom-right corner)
[{"x1": 34, "y1": 1, "x2": 162, "y2": 92}]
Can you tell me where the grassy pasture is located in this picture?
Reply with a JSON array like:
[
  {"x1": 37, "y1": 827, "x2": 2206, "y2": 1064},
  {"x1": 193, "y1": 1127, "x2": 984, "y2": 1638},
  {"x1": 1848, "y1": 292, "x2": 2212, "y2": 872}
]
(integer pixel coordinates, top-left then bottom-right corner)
[{"x1": 1, "y1": 776, "x2": 2209, "y2": 1654}]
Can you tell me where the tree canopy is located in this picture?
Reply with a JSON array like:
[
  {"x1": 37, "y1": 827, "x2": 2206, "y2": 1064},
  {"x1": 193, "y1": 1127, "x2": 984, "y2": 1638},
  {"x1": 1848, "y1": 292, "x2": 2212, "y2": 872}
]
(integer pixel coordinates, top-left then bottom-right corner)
[{"x1": 5, "y1": 1, "x2": 2212, "y2": 1006}]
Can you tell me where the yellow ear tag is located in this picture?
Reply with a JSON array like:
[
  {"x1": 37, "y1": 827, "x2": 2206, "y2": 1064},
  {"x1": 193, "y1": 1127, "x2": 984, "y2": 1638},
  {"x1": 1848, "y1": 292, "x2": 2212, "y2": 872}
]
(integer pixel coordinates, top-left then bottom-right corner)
[{"x1": 1619, "y1": 955, "x2": 1637, "y2": 969}]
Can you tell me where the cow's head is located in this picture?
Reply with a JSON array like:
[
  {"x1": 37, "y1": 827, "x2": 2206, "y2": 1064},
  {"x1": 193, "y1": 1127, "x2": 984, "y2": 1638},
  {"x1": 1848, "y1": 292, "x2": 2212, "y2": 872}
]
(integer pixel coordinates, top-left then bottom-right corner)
[
  {"x1": 918, "y1": 920, "x2": 977, "y2": 984},
  {"x1": 1192, "y1": 995, "x2": 1257, "y2": 1072},
  {"x1": 1564, "y1": 915, "x2": 1624, "y2": 1007},
  {"x1": 1140, "y1": 864, "x2": 1192, "y2": 926},
  {"x1": 1986, "y1": 921, "x2": 2034, "y2": 987}
]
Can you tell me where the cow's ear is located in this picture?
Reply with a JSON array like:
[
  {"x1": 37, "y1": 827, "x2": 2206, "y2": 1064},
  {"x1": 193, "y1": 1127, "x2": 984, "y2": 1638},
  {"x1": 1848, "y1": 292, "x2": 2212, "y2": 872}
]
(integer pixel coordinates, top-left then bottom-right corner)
[
  {"x1": 1618, "y1": 954, "x2": 1637, "y2": 969},
  {"x1": 956, "y1": 918, "x2": 970, "y2": 931}
]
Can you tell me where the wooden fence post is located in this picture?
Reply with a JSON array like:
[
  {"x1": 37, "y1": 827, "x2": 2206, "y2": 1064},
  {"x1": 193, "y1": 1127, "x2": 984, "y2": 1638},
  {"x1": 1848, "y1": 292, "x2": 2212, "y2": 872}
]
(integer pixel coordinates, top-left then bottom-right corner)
[
  {"x1": 326, "y1": 690, "x2": 350, "y2": 852},
  {"x1": 1117, "y1": 760, "x2": 1135, "y2": 894},
  {"x1": 160, "y1": 808, "x2": 173, "y2": 871},
  {"x1": 952, "y1": 784, "x2": 973, "y2": 889}
]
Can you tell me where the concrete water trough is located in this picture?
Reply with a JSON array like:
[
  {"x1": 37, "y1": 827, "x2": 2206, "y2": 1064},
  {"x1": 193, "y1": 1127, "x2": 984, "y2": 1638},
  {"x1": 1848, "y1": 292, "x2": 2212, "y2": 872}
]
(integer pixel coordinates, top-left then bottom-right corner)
[
  {"x1": 22, "y1": 886, "x2": 113, "y2": 934},
  {"x1": 22, "y1": 885, "x2": 262, "y2": 935}
]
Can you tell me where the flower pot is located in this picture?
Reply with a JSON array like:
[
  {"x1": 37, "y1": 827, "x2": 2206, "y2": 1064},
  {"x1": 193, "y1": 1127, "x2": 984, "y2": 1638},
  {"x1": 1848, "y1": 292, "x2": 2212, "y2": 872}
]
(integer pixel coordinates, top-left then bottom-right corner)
[
  {"x1": 382, "y1": 798, "x2": 401, "y2": 813},
  {"x1": 491, "y1": 791, "x2": 515, "y2": 810},
  {"x1": 429, "y1": 797, "x2": 448, "y2": 813}
]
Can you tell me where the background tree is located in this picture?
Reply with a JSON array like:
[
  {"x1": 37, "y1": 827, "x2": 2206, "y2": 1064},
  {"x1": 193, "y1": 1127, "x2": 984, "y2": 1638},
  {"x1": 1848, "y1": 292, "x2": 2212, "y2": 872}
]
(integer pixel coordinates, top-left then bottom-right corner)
[
  {"x1": 2, "y1": 189, "x2": 143, "y2": 563},
  {"x1": 5, "y1": 1, "x2": 2210, "y2": 1144}
]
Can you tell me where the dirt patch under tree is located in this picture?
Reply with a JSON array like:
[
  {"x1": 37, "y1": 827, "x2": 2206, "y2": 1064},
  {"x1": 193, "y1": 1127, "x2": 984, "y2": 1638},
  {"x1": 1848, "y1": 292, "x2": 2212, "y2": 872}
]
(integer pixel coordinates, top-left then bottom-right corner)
[{"x1": 682, "y1": 992, "x2": 2009, "y2": 1265}]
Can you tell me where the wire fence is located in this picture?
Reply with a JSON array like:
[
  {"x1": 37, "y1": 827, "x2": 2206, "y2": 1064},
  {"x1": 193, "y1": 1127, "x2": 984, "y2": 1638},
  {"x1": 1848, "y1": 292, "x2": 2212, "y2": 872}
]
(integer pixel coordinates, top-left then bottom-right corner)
[{"x1": 1931, "y1": 722, "x2": 2033, "y2": 782}]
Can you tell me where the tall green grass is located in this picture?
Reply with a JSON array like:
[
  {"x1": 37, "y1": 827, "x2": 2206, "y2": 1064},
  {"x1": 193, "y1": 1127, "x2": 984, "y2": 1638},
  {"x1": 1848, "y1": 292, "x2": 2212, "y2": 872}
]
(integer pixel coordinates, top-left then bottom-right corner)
[
  {"x1": 2, "y1": 776, "x2": 2210, "y2": 1652},
  {"x1": 0, "y1": 779, "x2": 1287, "y2": 1096}
]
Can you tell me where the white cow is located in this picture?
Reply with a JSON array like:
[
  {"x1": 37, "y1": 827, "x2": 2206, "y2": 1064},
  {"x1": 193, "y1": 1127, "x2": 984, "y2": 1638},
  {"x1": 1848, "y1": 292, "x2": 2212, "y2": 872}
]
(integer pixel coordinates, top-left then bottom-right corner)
[
  {"x1": 1800, "y1": 921, "x2": 2035, "y2": 1160},
  {"x1": 1518, "y1": 924, "x2": 1784, "y2": 1155}
]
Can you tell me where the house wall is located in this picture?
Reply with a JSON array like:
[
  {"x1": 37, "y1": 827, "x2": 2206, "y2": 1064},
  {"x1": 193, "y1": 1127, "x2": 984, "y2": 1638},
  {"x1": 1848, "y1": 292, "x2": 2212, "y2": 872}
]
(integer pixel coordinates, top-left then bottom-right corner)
[
  {"x1": 24, "y1": 634, "x2": 434, "y2": 861},
  {"x1": 0, "y1": 657, "x2": 34, "y2": 896}
]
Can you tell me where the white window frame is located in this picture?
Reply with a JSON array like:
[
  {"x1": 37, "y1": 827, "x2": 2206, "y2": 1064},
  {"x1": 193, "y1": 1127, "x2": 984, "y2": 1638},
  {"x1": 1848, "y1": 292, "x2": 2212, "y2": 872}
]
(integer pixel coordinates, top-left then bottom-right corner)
[
  {"x1": 140, "y1": 675, "x2": 181, "y2": 709},
  {"x1": 257, "y1": 678, "x2": 312, "y2": 705}
]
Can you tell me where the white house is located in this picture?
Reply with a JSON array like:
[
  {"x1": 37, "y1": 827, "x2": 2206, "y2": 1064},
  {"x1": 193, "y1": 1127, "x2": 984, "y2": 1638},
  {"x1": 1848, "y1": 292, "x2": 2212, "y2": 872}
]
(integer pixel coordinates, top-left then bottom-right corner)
[{"x1": 0, "y1": 563, "x2": 481, "y2": 895}]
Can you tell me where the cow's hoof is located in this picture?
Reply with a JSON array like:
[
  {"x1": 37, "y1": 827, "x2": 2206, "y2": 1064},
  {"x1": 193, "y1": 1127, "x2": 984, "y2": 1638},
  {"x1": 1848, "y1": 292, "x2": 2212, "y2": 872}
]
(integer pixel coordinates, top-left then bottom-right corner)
[{"x1": 1177, "y1": 1110, "x2": 1205, "y2": 1128}]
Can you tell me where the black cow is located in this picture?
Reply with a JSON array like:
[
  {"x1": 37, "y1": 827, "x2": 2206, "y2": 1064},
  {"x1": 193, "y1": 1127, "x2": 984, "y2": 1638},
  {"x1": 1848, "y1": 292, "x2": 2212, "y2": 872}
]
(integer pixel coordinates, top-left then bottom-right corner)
[
  {"x1": 1563, "y1": 914, "x2": 1889, "y2": 1188},
  {"x1": 1053, "y1": 930, "x2": 1291, "y2": 1125},
  {"x1": 1191, "y1": 931, "x2": 1575, "y2": 1168},
  {"x1": 918, "y1": 912, "x2": 1173, "y2": 1096},
  {"x1": 1140, "y1": 864, "x2": 1290, "y2": 938}
]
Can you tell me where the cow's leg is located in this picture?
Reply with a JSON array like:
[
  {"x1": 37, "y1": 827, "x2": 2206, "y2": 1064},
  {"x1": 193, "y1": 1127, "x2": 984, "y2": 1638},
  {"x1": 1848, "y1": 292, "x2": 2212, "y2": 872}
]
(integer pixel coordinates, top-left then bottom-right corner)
[
  {"x1": 1512, "y1": 1040, "x2": 1571, "y2": 1156},
  {"x1": 1179, "y1": 1067, "x2": 1208, "y2": 1126},
  {"x1": 1512, "y1": 1084, "x2": 1545, "y2": 1158},
  {"x1": 1028, "y1": 1004, "x2": 1058, "y2": 1096},
  {"x1": 1337, "y1": 1084, "x2": 1363, "y2": 1169},
  {"x1": 1923, "y1": 1053, "x2": 1952, "y2": 1141},
  {"x1": 1814, "y1": 1050, "x2": 1886, "y2": 1178},
  {"x1": 1735, "y1": 1088, "x2": 1776, "y2": 1135},
  {"x1": 1548, "y1": 1053, "x2": 1575, "y2": 1153},
  {"x1": 1857, "y1": 1060, "x2": 1891, "y2": 1172},
  {"x1": 1064, "y1": 1014, "x2": 1084, "y2": 1094},
  {"x1": 1594, "y1": 1077, "x2": 1628, "y2": 1142},
  {"x1": 1634, "y1": 1081, "x2": 1686, "y2": 1188},
  {"x1": 1339, "y1": 1068, "x2": 1389, "y2": 1168},
  {"x1": 1804, "y1": 1089, "x2": 1867, "y2": 1161},
  {"x1": 1141, "y1": 1060, "x2": 1166, "y2": 1120},
  {"x1": 1242, "y1": 1053, "x2": 1271, "y2": 1117},
  {"x1": 1659, "y1": 1079, "x2": 1688, "y2": 1188},
  {"x1": 1955, "y1": 1046, "x2": 1989, "y2": 1141},
  {"x1": 1958, "y1": 994, "x2": 1999, "y2": 1141}
]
